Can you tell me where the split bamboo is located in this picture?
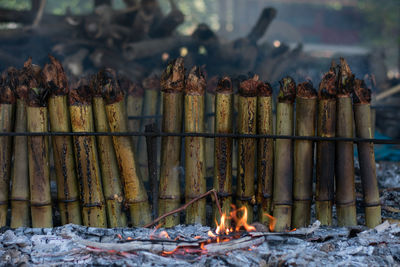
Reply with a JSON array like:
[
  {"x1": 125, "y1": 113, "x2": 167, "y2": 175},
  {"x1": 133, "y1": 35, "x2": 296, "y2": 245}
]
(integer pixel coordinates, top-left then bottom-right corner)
[
  {"x1": 101, "y1": 68, "x2": 151, "y2": 227},
  {"x1": 316, "y1": 69, "x2": 337, "y2": 226},
  {"x1": 273, "y1": 76, "x2": 296, "y2": 232},
  {"x1": 44, "y1": 55, "x2": 82, "y2": 225},
  {"x1": 23, "y1": 61, "x2": 53, "y2": 228},
  {"x1": 184, "y1": 66, "x2": 207, "y2": 225},
  {"x1": 91, "y1": 76, "x2": 127, "y2": 228},
  {"x1": 236, "y1": 75, "x2": 258, "y2": 224},
  {"x1": 69, "y1": 80, "x2": 107, "y2": 228},
  {"x1": 213, "y1": 76, "x2": 234, "y2": 226},
  {"x1": 158, "y1": 58, "x2": 185, "y2": 227},
  {"x1": 335, "y1": 58, "x2": 357, "y2": 226},
  {"x1": 256, "y1": 81, "x2": 274, "y2": 226},
  {"x1": 0, "y1": 70, "x2": 16, "y2": 227},
  {"x1": 292, "y1": 81, "x2": 317, "y2": 228},
  {"x1": 353, "y1": 79, "x2": 381, "y2": 228}
]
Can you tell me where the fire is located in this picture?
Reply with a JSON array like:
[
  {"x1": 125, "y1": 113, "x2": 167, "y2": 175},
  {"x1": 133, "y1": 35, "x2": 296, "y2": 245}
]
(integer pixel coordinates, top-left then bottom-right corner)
[
  {"x1": 230, "y1": 205, "x2": 256, "y2": 232},
  {"x1": 215, "y1": 213, "x2": 231, "y2": 235},
  {"x1": 264, "y1": 213, "x2": 276, "y2": 232}
]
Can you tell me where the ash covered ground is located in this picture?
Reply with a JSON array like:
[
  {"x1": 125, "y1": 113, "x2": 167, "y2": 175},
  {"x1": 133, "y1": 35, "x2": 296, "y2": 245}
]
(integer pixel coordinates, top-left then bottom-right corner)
[{"x1": 0, "y1": 161, "x2": 399, "y2": 267}]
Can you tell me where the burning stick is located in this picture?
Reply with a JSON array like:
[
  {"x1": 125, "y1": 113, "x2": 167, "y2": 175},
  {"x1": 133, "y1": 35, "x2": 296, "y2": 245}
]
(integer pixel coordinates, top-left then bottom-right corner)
[
  {"x1": 184, "y1": 66, "x2": 207, "y2": 225},
  {"x1": 158, "y1": 58, "x2": 185, "y2": 227},
  {"x1": 24, "y1": 61, "x2": 53, "y2": 228},
  {"x1": 213, "y1": 76, "x2": 234, "y2": 226},
  {"x1": 353, "y1": 79, "x2": 381, "y2": 228},
  {"x1": 138, "y1": 75, "x2": 160, "y2": 183},
  {"x1": 91, "y1": 76, "x2": 127, "y2": 228},
  {"x1": 101, "y1": 68, "x2": 151, "y2": 227},
  {"x1": 236, "y1": 75, "x2": 258, "y2": 224},
  {"x1": 69, "y1": 79, "x2": 107, "y2": 228},
  {"x1": 256, "y1": 81, "x2": 274, "y2": 226},
  {"x1": 292, "y1": 81, "x2": 317, "y2": 228},
  {"x1": 10, "y1": 68, "x2": 30, "y2": 228},
  {"x1": 335, "y1": 58, "x2": 357, "y2": 226},
  {"x1": 0, "y1": 69, "x2": 16, "y2": 227},
  {"x1": 273, "y1": 76, "x2": 296, "y2": 232},
  {"x1": 316, "y1": 69, "x2": 337, "y2": 226},
  {"x1": 122, "y1": 77, "x2": 143, "y2": 150},
  {"x1": 43, "y1": 55, "x2": 82, "y2": 225}
]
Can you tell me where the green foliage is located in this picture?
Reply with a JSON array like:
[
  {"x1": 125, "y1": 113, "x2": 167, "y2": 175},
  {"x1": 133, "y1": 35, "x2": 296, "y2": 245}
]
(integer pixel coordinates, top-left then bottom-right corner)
[{"x1": 0, "y1": 0, "x2": 30, "y2": 10}]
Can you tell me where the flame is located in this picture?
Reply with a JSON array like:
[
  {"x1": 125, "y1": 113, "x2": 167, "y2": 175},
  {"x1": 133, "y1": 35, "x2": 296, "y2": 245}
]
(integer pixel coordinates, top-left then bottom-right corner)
[
  {"x1": 207, "y1": 230, "x2": 216, "y2": 238},
  {"x1": 264, "y1": 213, "x2": 276, "y2": 232},
  {"x1": 231, "y1": 206, "x2": 256, "y2": 232},
  {"x1": 215, "y1": 213, "x2": 232, "y2": 236}
]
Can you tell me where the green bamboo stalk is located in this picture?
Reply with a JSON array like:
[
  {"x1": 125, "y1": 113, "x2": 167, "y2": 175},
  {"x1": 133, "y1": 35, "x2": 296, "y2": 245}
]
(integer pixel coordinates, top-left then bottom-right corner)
[
  {"x1": 100, "y1": 68, "x2": 151, "y2": 227},
  {"x1": 316, "y1": 69, "x2": 337, "y2": 226},
  {"x1": 91, "y1": 77, "x2": 127, "y2": 228},
  {"x1": 138, "y1": 75, "x2": 160, "y2": 183},
  {"x1": 213, "y1": 76, "x2": 233, "y2": 227},
  {"x1": 335, "y1": 58, "x2": 357, "y2": 226},
  {"x1": 22, "y1": 60, "x2": 53, "y2": 228},
  {"x1": 236, "y1": 75, "x2": 259, "y2": 224},
  {"x1": 256, "y1": 81, "x2": 274, "y2": 226},
  {"x1": 0, "y1": 70, "x2": 16, "y2": 227},
  {"x1": 44, "y1": 55, "x2": 82, "y2": 225},
  {"x1": 121, "y1": 78, "x2": 143, "y2": 151},
  {"x1": 184, "y1": 66, "x2": 207, "y2": 225},
  {"x1": 273, "y1": 76, "x2": 296, "y2": 232},
  {"x1": 353, "y1": 79, "x2": 381, "y2": 228},
  {"x1": 292, "y1": 81, "x2": 317, "y2": 228},
  {"x1": 158, "y1": 58, "x2": 185, "y2": 227},
  {"x1": 69, "y1": 80, "x2": 107, "y2": 228}
]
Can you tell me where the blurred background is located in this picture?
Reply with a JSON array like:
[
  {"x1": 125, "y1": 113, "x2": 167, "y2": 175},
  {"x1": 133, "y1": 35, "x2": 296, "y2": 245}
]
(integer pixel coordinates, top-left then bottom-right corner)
[{"x1": 0, "y1": 0, "x2": 399, "y2": 145}]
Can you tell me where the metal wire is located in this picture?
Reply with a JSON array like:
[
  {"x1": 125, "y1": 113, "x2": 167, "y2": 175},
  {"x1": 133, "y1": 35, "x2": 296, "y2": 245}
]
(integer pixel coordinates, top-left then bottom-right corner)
[{"x1": 1, "y1": 131, "x2": 399, "y2": 144}]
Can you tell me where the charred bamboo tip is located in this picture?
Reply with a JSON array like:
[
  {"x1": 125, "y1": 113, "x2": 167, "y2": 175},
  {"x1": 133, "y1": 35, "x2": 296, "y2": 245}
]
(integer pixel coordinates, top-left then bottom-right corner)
[
  {"x1": 239, "y1": 74, "x2": 259, "y2": 97},
  {"x1": 0, "y1": 73, "x2": 16, "y2": 104},
  {"x1": 278, "y1": 76, "x2": 296, "y2": 103},
  {"x1": 185, "y1": 66, "x2": 206, "y2": 95},
  {"x1": 23, "y1": 57, "x2": 32, "y2": 69},
  {"x1": 97, "y1": 68, "x2": 124, "y2": 104},
  {"x1": 68, "y1": 77, "x2": 92, "y2": 106},
  {"x1": 353, "y1": 79, "x2": 371, "y2": 104},
  {"x1": 142, "y1": 75, "x2": 160, "y2": 91},
  {"x1": 26, "y1": 86, "x2": 49, "y2": 107},
  {"x1": 120, "y1": 76, "x2": 144, "y2": 97},
  {"x1": 257, "y1": 81, "x2": 272, "y2": 97},
  {"x1": 216, "y1": 76, "x2": 233, "y2": 94},
  {"x1": 42, "y1": 55, "x2": 69, "y2": 96},
  {"x1": 206, "y1": 76, "x2": 219, "y2": 94},
  {"x1": 337, "y1": 57, "x2": 354, "y2": 96},
  {"x1": 296, "y1": 81, "x2": 316, "y2": 98},
  {"x1": 318, "y1": 70, "x2": 337, "y2": 99},
  {"x1": 161, "y1": 57, "x2": 185, "y2": 93}
]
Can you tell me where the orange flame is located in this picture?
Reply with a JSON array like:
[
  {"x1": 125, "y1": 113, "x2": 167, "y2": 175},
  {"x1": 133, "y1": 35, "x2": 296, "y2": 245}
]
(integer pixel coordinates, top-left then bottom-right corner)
[
  {"x1": 264, "y1": 213, "x2": 276, "y2": 232},
  {"x1": 231, "y1": 206, "x2": 256, "y2": 232}
]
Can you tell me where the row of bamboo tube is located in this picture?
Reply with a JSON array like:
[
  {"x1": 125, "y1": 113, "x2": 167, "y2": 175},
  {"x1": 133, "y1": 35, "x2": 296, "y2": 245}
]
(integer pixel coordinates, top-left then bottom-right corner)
[{"x1": 0, "y1": 56, "x2": 380, "y2": 230}]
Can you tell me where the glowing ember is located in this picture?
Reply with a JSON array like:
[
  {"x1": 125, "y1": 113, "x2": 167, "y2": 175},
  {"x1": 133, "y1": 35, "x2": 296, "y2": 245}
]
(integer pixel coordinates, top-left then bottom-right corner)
[{"x1": 159, "y1": 231, "x2": 170, "y2": 239}]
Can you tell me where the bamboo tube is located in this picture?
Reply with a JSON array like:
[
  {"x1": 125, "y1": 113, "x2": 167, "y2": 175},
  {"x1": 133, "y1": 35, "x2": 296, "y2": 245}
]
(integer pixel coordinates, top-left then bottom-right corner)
[
  {"x1": 22, "y1": 61, "x2": 53, "y2": 228},
  {"x1": 138, "y1": 75, "x2": 160, "y2": 183},
  {"x1": 213, "y1": 76, "x2": 234, "y2": 226},
  {"x1": 122, "y1": 78, "x2": 143, "y2": 151},
  {"x1": 0, "y1": 70, "x2": 16, "y2": 227},
  {"x1": 100, "y1": 68, "x2": 151, "y2": 227},
  {"x1": 206, "y1": 76, "x2": 217, "y2": 178},
  {"x1": 91, "y1": 77, "x2": 127, "y2": 228},
  {"x1": 316, "y1": 70, "x2": 337, "y2": 226},
  {"x1": 236, "y1": 75, "x2": 259, "y2": 224},
  {"x1": 158, "y1": 58, "x2": 185, "y2": 227},
  {"x1": 273, "y1": 76, "x2": 296, "y2": 232},
  {"x1": 43, "y1": 55, "x2": 82, "y2": 225},
  {"x1": 292, "y1": 81, "x2": 317, "y2": 228},
  {"x1": 69, "y1": 80, "x2": 107, "y2": 228},
  {"x1": 184, "y1": 66, "x2": 207, "y2": 225},
  {"x1": 353, "y1": 79, "x2": 381, "y2": 228},
  {"x1": 335, "y1": 58, "x2": 357, "y2": 226},
  {"x1": 256, "y1": 81, "x2": 274, "y2": 226}
]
